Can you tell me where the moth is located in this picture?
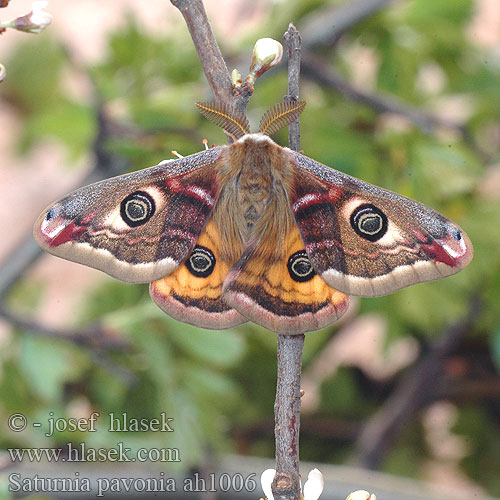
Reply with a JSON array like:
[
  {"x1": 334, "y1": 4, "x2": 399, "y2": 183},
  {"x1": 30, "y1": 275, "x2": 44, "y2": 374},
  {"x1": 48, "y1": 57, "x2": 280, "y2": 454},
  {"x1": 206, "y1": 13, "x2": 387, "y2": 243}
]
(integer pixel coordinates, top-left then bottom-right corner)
[{"x1": 34, "y1": 102, "x2": 473, "y2": 334}]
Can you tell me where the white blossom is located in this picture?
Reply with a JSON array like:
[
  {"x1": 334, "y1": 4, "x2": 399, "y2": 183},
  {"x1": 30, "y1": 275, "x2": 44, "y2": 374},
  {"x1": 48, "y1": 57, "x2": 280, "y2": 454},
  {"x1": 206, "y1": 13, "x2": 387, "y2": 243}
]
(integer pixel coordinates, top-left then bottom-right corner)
[
  {"x1": 29, "y1": 1, "x2": 52, "y2": 32},
  {"x1": 260, "y1": 468, "x2": 324, "y2": 500},
  {"x1": 302, "y1": 468, "x2": 324, "y2": 500},
  {"x1": 0, "y1": 1, "x2": 52, "y2": 34},
  {"x1": 260, "y1": 469, "x2": 276, "y2": 500}
]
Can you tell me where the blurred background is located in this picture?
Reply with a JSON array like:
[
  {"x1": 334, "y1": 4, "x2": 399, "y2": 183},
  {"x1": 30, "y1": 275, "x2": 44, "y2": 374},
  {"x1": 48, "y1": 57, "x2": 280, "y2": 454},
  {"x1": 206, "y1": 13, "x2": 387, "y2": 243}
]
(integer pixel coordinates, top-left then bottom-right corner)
[{"x1": 0, "y1": 0, "x2": 499, "y2": 498}]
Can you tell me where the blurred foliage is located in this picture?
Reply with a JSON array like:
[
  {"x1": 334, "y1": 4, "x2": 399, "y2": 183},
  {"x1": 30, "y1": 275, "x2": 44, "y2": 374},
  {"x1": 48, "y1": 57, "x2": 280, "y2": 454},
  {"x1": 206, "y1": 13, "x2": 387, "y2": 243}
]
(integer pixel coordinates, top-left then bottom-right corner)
[{"x1": 1, "y1": 0, "x2": 500, "y2": 497}]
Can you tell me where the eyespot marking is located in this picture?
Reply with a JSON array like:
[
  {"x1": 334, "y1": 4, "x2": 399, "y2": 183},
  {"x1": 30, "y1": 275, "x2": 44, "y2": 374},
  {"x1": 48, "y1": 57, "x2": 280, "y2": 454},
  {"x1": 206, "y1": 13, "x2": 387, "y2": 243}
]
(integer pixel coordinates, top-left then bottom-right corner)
[
  {"x1": 120, "y1": 191, "x2": 156, "y2": 227},
  {"x1": 185, "y1": 245, "x2": 216, "y2": 278},
  {"x1": 287, "y1": 250, "x2": 316, "y2": 282},
  {"x1": 350, "y1": 204, "x2": 388, "y2": 242}
]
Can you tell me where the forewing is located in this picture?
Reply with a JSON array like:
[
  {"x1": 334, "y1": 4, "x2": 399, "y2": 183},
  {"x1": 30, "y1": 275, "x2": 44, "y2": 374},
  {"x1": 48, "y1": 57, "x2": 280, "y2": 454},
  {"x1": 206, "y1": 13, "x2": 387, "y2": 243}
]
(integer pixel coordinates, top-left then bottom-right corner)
[
  {"x1": 34, "y1": 148, "x2": 224, "y2": 283},
  {"x1": 289, "y1": 151, "x2": 473, "y2": 297}
]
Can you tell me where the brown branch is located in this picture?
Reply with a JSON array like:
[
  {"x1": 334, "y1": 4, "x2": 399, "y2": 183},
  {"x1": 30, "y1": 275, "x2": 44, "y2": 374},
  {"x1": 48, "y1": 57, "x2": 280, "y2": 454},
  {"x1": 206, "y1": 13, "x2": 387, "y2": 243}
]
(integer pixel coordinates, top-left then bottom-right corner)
[
  {"x1": 273, "y1": 334, "x2": 304, "y2": 500},
  {"x1": 170, "y1": 0, "x2": 233, "y2": 106},
  {"x1": 170, "y1": 0, "x2": 254, "y2": 117},
  {"x1": 354, "y1": 295, "x2": 481, "y2": 469},
  {"x1": 284, "y1": 24, "x2": 302, "y2": 152},
  {"x1": 271, "y1": 25, "x2": 304, "y2": 500},
  {"x1": 170, "y1": 0, "x2": 259, "y2": 121}
]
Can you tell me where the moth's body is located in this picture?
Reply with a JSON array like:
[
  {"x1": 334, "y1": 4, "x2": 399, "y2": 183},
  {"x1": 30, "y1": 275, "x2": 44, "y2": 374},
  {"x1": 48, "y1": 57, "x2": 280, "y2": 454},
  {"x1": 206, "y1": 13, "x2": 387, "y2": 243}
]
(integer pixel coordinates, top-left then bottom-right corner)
[
  {"x1": 34, "y1": 113, "x2": 473, "y2": 334},
  {"x1": 215, "y1": 134, "x2": 293, "y2": 263}
]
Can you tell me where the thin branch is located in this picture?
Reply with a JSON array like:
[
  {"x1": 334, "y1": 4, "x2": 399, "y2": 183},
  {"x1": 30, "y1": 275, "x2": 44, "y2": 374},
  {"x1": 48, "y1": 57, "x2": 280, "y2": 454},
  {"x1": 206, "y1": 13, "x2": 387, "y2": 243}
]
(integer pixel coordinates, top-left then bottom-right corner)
[
  {"x1": 0, "y1": 306, "x2": 128, "y2": 350},
  {"x1": 284, "y1": 24, "x2": 302, "y2": 152},
  {"x1": 170, "y1": 0, "x2": 233, "y2": 105},
  {"x1": 271, "y1": 25, "x2": 304, "y2": 500},
  {"x1": 170, "y1": 0, "x2": 256, "y2": 119},
  {"x1": 170, "y1": 0, "x2": 256, "y2": 117},
  {"x1": 273, "y1": 334, "x2": 304, "y2": 500}
]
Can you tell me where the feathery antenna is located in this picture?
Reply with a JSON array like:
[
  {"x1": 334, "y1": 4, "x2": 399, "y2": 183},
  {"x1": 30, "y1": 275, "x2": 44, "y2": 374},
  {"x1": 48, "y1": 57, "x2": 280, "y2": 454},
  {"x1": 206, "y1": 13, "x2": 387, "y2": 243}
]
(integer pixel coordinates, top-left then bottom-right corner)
[
  {"x1": 196, "y1": 102, "x2": 250, "y2": 140},
  {"x1": 259, "y1": 101, "x2": 306, "y2": 136}
]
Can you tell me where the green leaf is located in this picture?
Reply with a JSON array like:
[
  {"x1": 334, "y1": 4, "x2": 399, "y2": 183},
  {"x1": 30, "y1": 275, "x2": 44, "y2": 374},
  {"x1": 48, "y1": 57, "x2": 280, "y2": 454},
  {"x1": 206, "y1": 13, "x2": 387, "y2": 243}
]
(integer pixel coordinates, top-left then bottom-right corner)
[
  {"x1": 1, "y1": 36, "x2": 66, "y2": 113},
  {"x1": 410, "y1": 141, "x2": 480, "y2": 203},
  {"x1": 183, "y1": 362, "x2": 238, "y2": 403},
  {"x1": 133, "y1": 330, "x2": 175, "y2": 388},
  {"x1": 18, "y1": 335, "x2": 84, "y2": 403},
  {"x1": 21, "y1": 99, "x2": 94, "y2": 161},
  {"x1": 166, "y1": 320, "x2": 246, "y2": 368}
]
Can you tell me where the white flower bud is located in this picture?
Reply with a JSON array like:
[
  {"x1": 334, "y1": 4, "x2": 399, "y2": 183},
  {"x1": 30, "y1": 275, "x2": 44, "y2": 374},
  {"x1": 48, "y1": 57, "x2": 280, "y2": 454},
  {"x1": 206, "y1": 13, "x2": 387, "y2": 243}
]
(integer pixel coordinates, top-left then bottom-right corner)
[
  {"x1": 303, "y1": 468, "x2": 324, "y2": 500},
  {"x1": 346, "y1": 490, "x2": 377, "y2": 500},
  {"x1": 0, "y1": 64, "x2": 6, "y2": 83},
  {"x1": 260, "y1": 469, "x2": 276, "y2": 500},
  {"x1": 246, "y1": 38, "x2": 283, "y2": 87},
  {"x1": 253, "y1": 38, "x2": 283, "y2": 68}
]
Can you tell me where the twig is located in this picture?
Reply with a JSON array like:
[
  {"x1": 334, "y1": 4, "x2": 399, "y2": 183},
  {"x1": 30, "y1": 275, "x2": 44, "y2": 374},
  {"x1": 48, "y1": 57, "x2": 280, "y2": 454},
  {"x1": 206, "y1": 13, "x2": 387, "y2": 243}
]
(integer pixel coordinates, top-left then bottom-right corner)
[
  {"x1": 0, "y1": 306, "x2": 128, "y2": 350},
  {"x1": 354, "y1": 295, "x2": 481, "y2": 469},
  {"x1": 283, "y1": 24, "x2": 302, "y2": 152},
  {"x1": 170, "y1": 0, "x2": 255, "y2": 116},
  {"x1": 271, "y1": 25, "x2": 304, "y2": 500},
  {"x1": 273, "y1": 334, "x2": 304, "y2": 500},
  {"x1": 170, "y1": 0, "x2": 256, "y2": 119},
  {"x1": 170, "y1": 0, "x2": 232, "y2": 105}
]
